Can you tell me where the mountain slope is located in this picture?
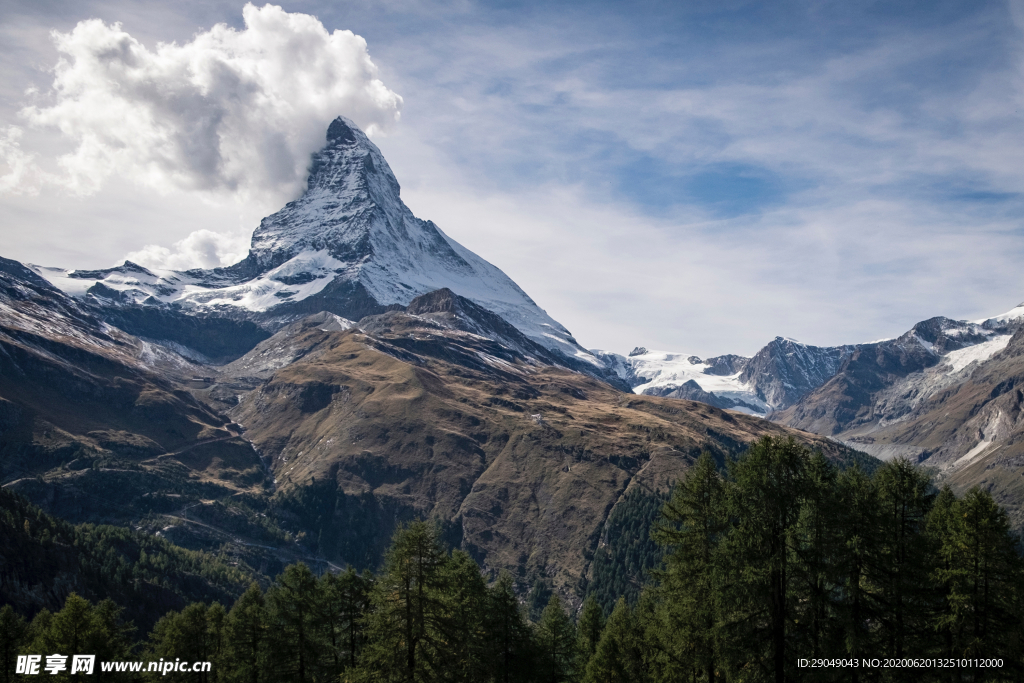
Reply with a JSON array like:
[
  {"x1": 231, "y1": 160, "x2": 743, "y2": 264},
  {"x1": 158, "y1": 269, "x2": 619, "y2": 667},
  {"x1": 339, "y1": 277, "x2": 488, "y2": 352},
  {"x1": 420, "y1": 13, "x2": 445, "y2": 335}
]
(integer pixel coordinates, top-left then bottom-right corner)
[
  {"x1": 0, "y1": 258, "x2": 274, "y2": 540},
  {"x1": 222, "y1": 306, "x2": 869, "y2": 601}
]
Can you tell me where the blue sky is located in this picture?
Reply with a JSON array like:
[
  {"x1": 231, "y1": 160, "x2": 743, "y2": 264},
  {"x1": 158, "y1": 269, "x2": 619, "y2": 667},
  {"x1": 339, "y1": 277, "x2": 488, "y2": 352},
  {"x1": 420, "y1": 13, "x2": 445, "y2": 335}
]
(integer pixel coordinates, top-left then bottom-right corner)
[{"x1": 2, "y1": 0, "x2": 1024, "y2": 356}]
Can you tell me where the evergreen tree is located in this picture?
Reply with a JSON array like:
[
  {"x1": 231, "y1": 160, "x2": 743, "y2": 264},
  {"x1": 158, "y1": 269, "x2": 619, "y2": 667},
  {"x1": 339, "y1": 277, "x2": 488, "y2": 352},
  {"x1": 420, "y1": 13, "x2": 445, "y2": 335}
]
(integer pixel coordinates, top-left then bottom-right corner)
[
  {"x1": 652, "y1": 451, "x2": 725, "y2": 682},
  {"x1": 534, "y1": 594, "x2": 578, "y2": 683},
  {"x1": 934, "y1": 487, "x2": 1022, "y2": 659},
  {"x1": 720, "y1": 436, "x2": 807, "y2": 683},
  {"x1": 583, "y1": 598, "x2": 634, "y2": 683},
  {"x1": 791, "y1": 451, "x2": 842, "y2": 668},
  {"x1": 871, "y1": 457, "x2": 935, "y2": 659},
  {"x1": 834, "y1": 463, "x2": 877, "y2": 674},
  {"x1": 575, "y1": 595, "x2": 605, "y2": 675},
  {"x1": 318, "y1": 567, "x2": 370, "y2": 677},
  {"x1": 357, "y1": 520, "x2": 451, "y2": 683},
  {"x1": 148, "y1": 602, "x2": 222, "y2": 683},
  {"x1": 266, "y1": 564, "x2": 321, "y2": 683},
  {"x1": 927, "y1": 485, "x2": 963, "y2": 667},
  {"x1": 27, "y1": 594, "x2": 136, "y2": 682},
  {"x1": 0, "y1": 605, "x2": 26, "y2": 683},
  {"x1": 222, "y1": 583, "x2": 268, "y2": 683},
  {"x1": 484, "y1": 572, "x2": 534, "y2": 683},
  {"x1": 440, "y1": 550, "x2": 489, "y2": 682}
]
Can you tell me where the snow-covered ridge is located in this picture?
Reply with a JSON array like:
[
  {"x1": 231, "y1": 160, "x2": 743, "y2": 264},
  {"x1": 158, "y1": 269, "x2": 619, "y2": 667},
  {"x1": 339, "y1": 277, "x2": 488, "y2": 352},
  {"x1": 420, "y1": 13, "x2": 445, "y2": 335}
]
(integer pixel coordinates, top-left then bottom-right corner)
[{"x1": 976, "y1": 302, "x2": 1024, "y2": 326}]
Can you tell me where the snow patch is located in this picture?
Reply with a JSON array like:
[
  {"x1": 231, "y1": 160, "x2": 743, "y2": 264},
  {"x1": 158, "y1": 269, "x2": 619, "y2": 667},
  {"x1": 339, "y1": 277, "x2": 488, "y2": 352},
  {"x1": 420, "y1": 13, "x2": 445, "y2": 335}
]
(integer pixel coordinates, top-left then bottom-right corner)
[{"x1": 942, "y1": 335, "x2": 1011, "y2": 373}]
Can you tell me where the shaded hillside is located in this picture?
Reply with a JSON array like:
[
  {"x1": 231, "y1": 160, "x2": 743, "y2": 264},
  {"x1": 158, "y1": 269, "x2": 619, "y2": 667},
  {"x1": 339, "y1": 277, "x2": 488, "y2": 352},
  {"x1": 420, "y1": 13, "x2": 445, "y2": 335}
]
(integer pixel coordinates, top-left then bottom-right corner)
[{"x1": 0, "y1": 488, "x2": 255, "y2": 632}]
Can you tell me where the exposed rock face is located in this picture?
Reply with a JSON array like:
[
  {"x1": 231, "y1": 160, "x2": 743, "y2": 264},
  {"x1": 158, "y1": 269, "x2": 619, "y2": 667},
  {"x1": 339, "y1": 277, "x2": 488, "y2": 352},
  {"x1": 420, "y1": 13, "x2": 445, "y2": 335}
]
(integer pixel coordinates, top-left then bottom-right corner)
[
  {"x1": 738, "y1": 337, "x2": 857, "y2": 408},
  {"x1": 777, "y1": 316, "x2": 1024, "y2": 437}
]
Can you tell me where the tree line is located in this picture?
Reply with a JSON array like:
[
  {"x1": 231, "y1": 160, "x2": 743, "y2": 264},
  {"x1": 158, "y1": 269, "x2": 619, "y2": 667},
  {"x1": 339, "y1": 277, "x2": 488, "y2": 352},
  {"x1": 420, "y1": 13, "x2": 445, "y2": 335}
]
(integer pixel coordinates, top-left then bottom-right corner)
[{"x1": 2, "y1": 435, "x2": 1023, "y2": 682}]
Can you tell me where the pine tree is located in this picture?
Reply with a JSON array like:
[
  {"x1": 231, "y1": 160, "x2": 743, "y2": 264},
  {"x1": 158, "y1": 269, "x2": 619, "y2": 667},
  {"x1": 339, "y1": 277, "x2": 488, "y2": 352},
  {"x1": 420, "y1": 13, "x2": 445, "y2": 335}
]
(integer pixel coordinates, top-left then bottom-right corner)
[
  {"x1": 266, "y1": 564, "x2": 322, "y2": 683},
  {"x1": 205, "y1": 604, "x2": 226, "y2": 683},
  {"x1": 222, "y1": 583, "x2": 268, "y2": 683},
  {"x1": 934, "y1": 487, "x2": 1022, "y2": 659},
  {"x1": 719, "y1": 436, "x2": 807, "y2": 683},
  {"x1": 357, "y1": 520, "x2": 451, "y2": 683},
  {"x1": 318, "y1": 567, "x2": 370, "y2": 677},
  {"x1": 484, "y1": 572, "x2": 534, "y2": 683},
  {"x1": 149, "y1": 602, "x2": 221, "y2": 683},
  {"x1": 871, "y1": 457, "x2": 935, "y2": 659},
  {"x1": 583, "y1": 596, "x2": 655, "y2": 683},
  {"x1": 0, "y1": 606, "x2": 26, "y2": 683},
  {"x1": 575, "y1": 595, "x2": 605, "y2": 675},
  {"x1": 652, "y1": 451, "x2": 725, "y2": 682},
  {"x1": 439, "y1": 550, "x2": 489, "y2": 682},
  {"x1": 28, "y1": 594, "x2": 136, "y2": 682},
  {"x1": 791, "y1": 451, "x2": 842, "y2": 669},
  {"x1": 534, "y1": 594, "x2": 578, "y2": 683},
  {"x1": 834, "y1": 463, "x2": 877, "y2": 674},
  {"x1": 927, "y1": 486, "x2": 961, "y2": 663}
]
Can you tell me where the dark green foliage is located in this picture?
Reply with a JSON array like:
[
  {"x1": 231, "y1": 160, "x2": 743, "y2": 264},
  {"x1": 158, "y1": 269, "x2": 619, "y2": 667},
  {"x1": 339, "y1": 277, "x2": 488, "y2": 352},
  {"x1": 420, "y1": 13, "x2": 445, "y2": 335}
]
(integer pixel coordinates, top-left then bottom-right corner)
[
  {"x1": 526, "y1": 578, "x2": 554, "y2": 624},
  {"x1": 535, "y1": 595, "x2": 578, "y2": 683},
  {"x1": 932, "y1": 486, "x2": 1023, "y2": 660},
  {"x1": 575, "y1": 595, "x2": 604, "y2": 673},
  {"x1": 872, "y1": 457, "x2": 935, "y2": 659},
  {"x1": 26, "y1": 593, "x2": 137, "y2": 682},
  {"x1": 586, "y1": 487, "x2": 667, "y2": 615},
  {"x1": 634, "y1": 437, "x2": 1024, "y2": 682},
  {"x1": 273, "y1": 477, "x2": 411, "y2": 571},
  {"x1": 318, "y1": 567, "x2": 371, "y2": 676},
  {"x1": 356, "y1": 520, "x2": 453, "y2": 682},
  {"x1": 485, "y1": 572, "x2": 534, "y2": 683},
  {"x1": 148, "y1": 602, "x2": 223, "y2": 683},
  {"x1": 721, "y1": 436, "x2": 807, "y2": 683},
  {"x1": 0, "y1": 606, "x2": 26, "y2": 683},
  {"x1": 266, "y1": 564, "x2": 321, "y2": 683},
  {"x1": 582, "y1": 597, "x2": 652, "y2": 683},
  {"x1": 221, "y1": 583, "x2": 268, "y2": 683},
  {"x1": 650, "y1": 451, "x2": 726, "y2": 682},
  {"x1": 0, "y1": 488, "x2": 255, "y2": 632}
]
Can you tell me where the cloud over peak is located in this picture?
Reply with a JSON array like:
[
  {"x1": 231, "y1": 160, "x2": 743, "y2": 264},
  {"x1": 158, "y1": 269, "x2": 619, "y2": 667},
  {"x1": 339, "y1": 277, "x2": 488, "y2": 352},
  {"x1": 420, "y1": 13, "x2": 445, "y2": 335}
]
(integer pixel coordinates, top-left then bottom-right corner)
[{"x1": 5, "y1": 3, "x2": 402, "y2": 203}]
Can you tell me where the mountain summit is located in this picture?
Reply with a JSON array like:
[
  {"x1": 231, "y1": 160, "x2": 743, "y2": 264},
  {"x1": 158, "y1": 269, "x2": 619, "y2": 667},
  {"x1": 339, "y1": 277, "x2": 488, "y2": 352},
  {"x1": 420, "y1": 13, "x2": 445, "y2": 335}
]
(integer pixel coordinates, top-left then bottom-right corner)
[{"x1": 35, "y1": 117, "x2": 599, "y2": 367}]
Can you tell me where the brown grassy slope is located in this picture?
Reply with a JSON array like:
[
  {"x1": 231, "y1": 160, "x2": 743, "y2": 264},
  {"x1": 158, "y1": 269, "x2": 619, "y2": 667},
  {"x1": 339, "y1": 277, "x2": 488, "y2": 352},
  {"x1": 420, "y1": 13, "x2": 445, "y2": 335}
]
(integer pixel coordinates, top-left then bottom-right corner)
[
  {"x1": 0, "y1": 268, "x2": 268, "y2": 523},
  {"x1": 231, "y1": 326, "x2": 862, "y2": 600}
]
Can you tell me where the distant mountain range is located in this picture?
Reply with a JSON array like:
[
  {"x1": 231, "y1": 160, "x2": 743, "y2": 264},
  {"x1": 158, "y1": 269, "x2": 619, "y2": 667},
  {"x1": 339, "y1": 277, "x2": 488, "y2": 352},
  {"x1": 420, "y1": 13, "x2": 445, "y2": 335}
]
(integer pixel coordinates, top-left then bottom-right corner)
[{"x1": 598, "y1": 306, "x2": 1024, "y2": 525}]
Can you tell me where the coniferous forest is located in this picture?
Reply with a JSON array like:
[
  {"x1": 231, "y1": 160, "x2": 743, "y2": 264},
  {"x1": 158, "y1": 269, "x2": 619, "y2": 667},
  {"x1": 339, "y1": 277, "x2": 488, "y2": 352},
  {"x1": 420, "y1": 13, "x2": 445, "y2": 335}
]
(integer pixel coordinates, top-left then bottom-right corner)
[{"x1": 3, "y1": 436, "x2": 1024, "y2": 682}]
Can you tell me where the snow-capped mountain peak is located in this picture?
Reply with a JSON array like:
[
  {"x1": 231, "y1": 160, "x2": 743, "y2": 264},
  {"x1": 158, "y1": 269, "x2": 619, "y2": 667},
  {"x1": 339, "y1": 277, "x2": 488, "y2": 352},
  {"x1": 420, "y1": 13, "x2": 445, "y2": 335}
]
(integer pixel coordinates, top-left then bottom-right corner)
[{"x1": 34, "y1": 116, "x2": 600, "y2": 367}]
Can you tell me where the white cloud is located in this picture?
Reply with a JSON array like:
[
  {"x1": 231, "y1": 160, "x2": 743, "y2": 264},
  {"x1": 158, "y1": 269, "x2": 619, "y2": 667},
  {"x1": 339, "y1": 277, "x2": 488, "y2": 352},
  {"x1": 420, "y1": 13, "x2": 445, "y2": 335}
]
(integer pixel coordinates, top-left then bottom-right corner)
[
  {"x1": 0, "y1": 126, "x2": 55, "y2": 195},
  {"x1": 125, "y1": 228, "x2": 250, "y2": 270},
  {"x1": 10, "y1": 3, "x2": 402, "y2": 204}
]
